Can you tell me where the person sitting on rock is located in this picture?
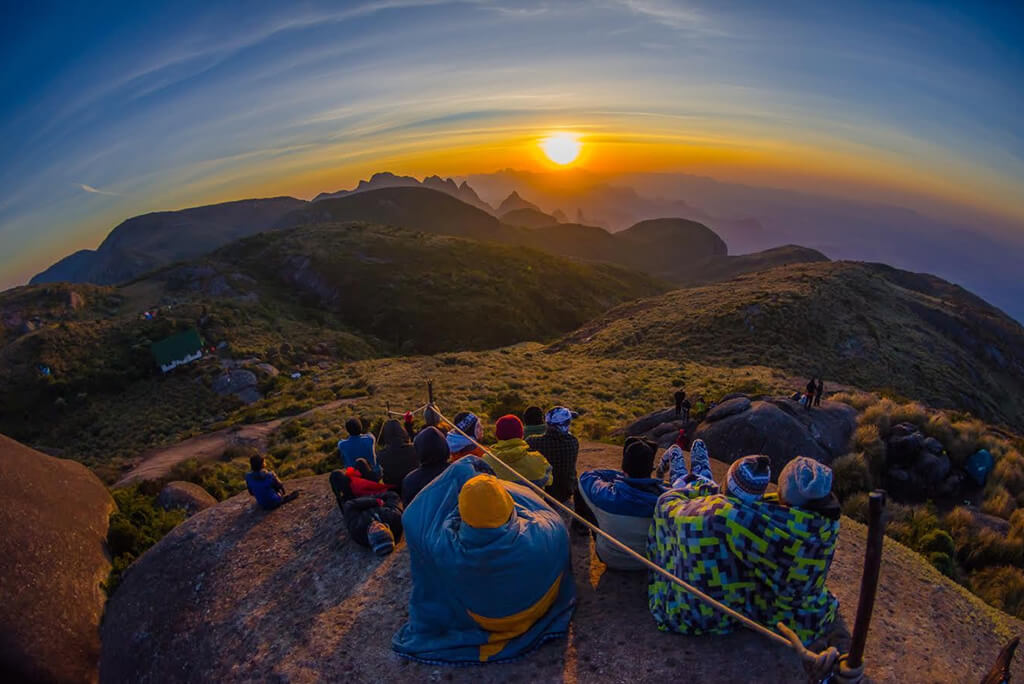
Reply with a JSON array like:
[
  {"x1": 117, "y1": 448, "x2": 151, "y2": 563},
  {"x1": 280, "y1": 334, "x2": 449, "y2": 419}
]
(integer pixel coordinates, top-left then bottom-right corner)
[
  {"x1": 486, "y1": 414, "x2": 553, "y2": 489},
  {"x1": 401, "y1": 426, "x2": 451, "y2": 506},
  {"x1": 694, "y1": 396, "x2": 707, "y2": 418},
  {"x1": 392, "y1": 456, "x2": 576, "y2": 664},
  {"x1": 578, "y1": 437, "x2": 669, "y2": 570},
  {"x1": 245, "y1": 455, "x2": 299, "y2": 510},
  {"x1": 378, "y1": 419, "x2": 419, "y2": 491},
  {"x1": 648, "y1": 454, "x2": 839, "y2": 645},
  {"x1": 526, "y1": 407, "x2": 579, "y2": 502},
  {"x1": 338, "y1": 417, "x2": 378, "y2": 473},
  {"x1": 523, "y1": 405, "x2": 546, "y2": 439},
  {"x1": 446, "y1": 412, "x2": 486, "y2": 461},
  {"x1": 331, "y1": 458, "x2": 393, "y2": 498},
  {"x1": 330, "y1": 468, "x2": 403, "y2": 556}
]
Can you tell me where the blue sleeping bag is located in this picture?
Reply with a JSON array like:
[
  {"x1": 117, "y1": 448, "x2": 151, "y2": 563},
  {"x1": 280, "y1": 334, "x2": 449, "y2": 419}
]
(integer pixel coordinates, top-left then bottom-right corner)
[{"x1": 393, "y1": 456, "x2": 576, "y2": 664}]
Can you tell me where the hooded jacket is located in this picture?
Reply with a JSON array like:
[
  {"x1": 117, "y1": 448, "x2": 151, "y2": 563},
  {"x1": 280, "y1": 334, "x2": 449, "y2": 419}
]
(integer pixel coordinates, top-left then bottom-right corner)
[
  {"x1": 577, "y1": 469, "x2": 668, "y2": 570},
  {"x1": 401, "y1": 427, "x2": 451, "y2": 506},
  {"x1": 647, "y1": 480, "x2": 840, "y2": 645},
  {"x1": 393, "y1": 456, "x2": 576, "y2": 664},
  {"x1": 245, "y1": 469, "x2": 284, "y2": 509},
  {"x1": 341, "y1": 492, "x2": 404, "y2": 547},
  {"x1": 484, "y1": 438, "x2": 553, "y2": 489},
  {"x1": 378, "y1": 419, "x2": 419, "y2": 488}
]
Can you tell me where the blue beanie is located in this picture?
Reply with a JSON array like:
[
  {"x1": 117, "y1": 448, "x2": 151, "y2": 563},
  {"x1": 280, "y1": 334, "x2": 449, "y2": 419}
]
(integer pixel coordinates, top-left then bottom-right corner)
[
  {"x1": 778, "y1": 457, "x2": 833, "y2": 507},
  {"x1": 725, "y1": 455, "x2": 771, "y2": 503}
]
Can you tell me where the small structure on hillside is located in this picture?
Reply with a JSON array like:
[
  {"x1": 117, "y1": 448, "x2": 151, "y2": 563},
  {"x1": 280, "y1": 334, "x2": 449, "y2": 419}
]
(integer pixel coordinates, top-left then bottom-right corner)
[{"x1": 151, "y1": 329, "x2": 204, "y2": 373}]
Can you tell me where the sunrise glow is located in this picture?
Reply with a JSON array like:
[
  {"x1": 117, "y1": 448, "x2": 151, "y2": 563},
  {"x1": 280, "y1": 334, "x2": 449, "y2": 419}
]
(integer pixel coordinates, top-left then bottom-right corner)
[{"x1": 540, "y1": 133, "x2": 582, "y2": 166}]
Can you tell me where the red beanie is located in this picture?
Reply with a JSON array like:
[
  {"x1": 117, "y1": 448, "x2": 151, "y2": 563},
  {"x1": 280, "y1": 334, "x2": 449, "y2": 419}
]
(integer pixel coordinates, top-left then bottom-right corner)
[{"x1": 495, "y1": 414, "x2": 524, "y2": 441}]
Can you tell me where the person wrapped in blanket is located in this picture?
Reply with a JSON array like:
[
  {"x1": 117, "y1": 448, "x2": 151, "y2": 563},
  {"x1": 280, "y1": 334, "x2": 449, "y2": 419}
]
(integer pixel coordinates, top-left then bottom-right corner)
[
  {"x1": 648, "y1": 440, "x2": 841, "y2": 645},
  {"x1": 392, "y1": 456, "x2": 576, "y2": 665}
]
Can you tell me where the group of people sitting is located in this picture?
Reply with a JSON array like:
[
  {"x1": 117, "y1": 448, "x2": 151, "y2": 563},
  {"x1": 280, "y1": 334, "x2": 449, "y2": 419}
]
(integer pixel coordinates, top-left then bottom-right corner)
[{"x1": 244, "y1": 400, "x2": 842, "y2": 664}]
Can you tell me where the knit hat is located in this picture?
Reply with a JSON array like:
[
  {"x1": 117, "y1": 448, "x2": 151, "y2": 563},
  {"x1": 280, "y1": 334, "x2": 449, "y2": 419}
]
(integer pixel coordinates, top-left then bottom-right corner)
[
  {"x1": 495, "y1": 414, "x2": 524, "y2": 441},
  {"x1": 622, "y1": 437, "x2": 657, "y2": 479},
  {"x1": 724, "y1": 455, "x2": 771, "y2": 503},
  {"x1": 545, "y1": 406, "x2": 578, "y2": 433},
  {"x1": 447, "y1": 412, "x2": 484, "y2": 454},
  {"x1": 778, "y1": 457, "x2": 833, "y2": 507},
  {"x1": 458, "y1": 474, "x2": 514, "y2": 529},
  {"x1": 414, "y1": 426, "x2": 450, "y2": 466},
  {"x1": 367, "y1": 520, "x2": 395, "y2": 556}
]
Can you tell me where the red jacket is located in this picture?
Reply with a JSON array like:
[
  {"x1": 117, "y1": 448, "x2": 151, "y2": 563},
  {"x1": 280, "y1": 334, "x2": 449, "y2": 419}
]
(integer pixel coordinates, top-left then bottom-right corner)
[{"x1": 346, "y1": 467, "x2": 394, "y2": 497}]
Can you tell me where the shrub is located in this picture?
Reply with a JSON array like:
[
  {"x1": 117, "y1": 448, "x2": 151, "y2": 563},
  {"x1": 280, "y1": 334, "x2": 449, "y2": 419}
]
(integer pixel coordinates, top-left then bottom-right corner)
[
  {"x1": 928, "y1": 552, "x2": 955, "y2": 578},
  {"x1": 484, "y1": 391, "x2": 528, "y2": 421},
  {"x1": 981, "y1": 484, "x2": 1016, "y2": 520},
  {"x1": 832, "y1": 391, "x2": 878, "y2": 411},
  {"x1": 861, "y1": 398, "x2": 896, "y2": 436},
  {"x1": 993, "y1": 450, "x2": 1024, "y2": 496},
  {"x1": 889, "y1": 402, "x2": 928, "y2": 428},
  {"x1": 970, "y1": 566, "x2": 1024, "y2": 619},
  {"x1": 960, "y1": 528, "x2": 1024, "y2": 570},
  {"x1": 831, "y1": 453, "x2": 871, "y2": 501},
  {"x1": 105, "y1": 486, "x2": 186, "y2": 593},
  {"x1": 919, "y1": 529, "x2": 956, "y2": 557},
  {"x1": 841, "y1": 492, "x2": 870, "y2": 523},
  {"x1": 949, "y1": 419, "x2": 987, "y2": 465},
  {"x1": 921, "y1": 413, "x2": 954, "y2": 447},
  {"x1": 853, "y1": 424, "x2": 886, "y2": 480}
]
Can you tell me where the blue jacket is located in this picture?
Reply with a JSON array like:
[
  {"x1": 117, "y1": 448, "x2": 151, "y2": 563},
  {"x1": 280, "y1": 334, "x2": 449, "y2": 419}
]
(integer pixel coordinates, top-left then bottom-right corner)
[
  {"x1": 393, "y1": 456, "x2": 576, "y2": 664},
  {"x1": 245, "y1": 470, "x2": 284, "y2": 510},
  {"x1": 338, "y1": 434, "x2": 377, "y2": 470},
  {"x1": 578, "y1": 469, "x2": 668, "y2": 570}
]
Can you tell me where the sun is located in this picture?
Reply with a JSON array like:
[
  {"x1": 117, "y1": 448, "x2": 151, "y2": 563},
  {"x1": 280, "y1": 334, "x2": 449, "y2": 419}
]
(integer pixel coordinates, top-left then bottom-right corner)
[{"x1": 540, "y1": 132, "x2": 582, "y2": 165}]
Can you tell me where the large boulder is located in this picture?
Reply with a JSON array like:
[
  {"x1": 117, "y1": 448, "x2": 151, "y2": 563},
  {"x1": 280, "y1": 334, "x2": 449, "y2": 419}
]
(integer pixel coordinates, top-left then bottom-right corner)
[
  {"x1": 0, "y1": 434, "x2": 114, "y2": 683},
  {"x1": 158, "y1": 481, "x2": 217, "y2": 516},
  {"x1": 692, "y1": 397, "x2": 856, "y2": 477}
]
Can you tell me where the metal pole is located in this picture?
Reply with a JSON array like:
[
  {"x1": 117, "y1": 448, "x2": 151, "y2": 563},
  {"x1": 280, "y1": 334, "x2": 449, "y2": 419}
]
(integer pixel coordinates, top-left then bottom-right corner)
[{"x1": 847, "y1": 490, "x2": 887, "y2": 670}]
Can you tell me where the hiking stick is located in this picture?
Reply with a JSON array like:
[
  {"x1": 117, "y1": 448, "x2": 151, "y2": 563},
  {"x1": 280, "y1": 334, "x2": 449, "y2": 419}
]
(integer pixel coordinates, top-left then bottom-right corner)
[{"x1": 839, "y1": 489, "x2": 887, "y2": 681}]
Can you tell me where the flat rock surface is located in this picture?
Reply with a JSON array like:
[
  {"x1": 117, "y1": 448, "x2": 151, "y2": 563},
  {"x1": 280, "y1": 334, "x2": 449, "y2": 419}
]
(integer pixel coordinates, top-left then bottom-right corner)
[
  {"x1": 102, "y1": 441, "x2": 1023, "y2": 683},
  {"x1": 0, "y1": 433, "x2": 114, "y2": 684}
]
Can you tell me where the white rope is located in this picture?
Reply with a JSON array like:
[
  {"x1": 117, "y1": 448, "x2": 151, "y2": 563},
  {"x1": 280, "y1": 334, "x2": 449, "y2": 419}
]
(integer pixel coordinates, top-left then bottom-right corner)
[{"x1": 431, "y1": 403, "x2": 822, "y2": 656}]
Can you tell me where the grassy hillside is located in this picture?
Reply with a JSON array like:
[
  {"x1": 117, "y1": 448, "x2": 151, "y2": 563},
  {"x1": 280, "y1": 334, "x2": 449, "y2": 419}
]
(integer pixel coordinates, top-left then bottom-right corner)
[
  {"x1": 681, "y1": 245, "x2": 829, "y2": 285},
  {"x1": 1, "y1": 223, "x2": 667, "y2": 465},
  {"x1": 551, "y1": 260, "x2": 1024, "y2": 429}
]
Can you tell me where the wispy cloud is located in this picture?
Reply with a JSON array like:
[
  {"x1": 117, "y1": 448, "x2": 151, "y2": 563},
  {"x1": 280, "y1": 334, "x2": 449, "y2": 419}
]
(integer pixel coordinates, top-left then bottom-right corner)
[
  {"x1": 79, "y1": 183, "x2": 119, "y2": 196},
  {"x1": 615, "y1": 0, "x2": 721, "y2": 34}
]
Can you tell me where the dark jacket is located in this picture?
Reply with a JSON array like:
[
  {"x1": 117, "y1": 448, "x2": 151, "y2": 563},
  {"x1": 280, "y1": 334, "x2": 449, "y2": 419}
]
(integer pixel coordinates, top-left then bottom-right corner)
[
  {"x1": 378, "y1": 419, "x2": 419, "y2": 489},
  {"x1": 342, "y1": 492, "x2": 404, "y2": 547},
  {"x1": 401, "y1": 427, "x2": 451, "y2": 506},
  {"x1": 527, "y1": 428, "x2": 580, "y2": 503},
  {"x1": 245, "y1": 469, "x2": 284, "y2": 510}
]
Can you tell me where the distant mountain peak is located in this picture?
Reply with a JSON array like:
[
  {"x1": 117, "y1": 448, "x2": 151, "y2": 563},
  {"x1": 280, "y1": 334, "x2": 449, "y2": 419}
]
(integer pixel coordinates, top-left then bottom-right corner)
[
  {"x1": 497, "y1": 191, "x2": 541, "y2": 215},
  {"x1": 314, "y1": 172, "x2": 494, "y2": 214}
]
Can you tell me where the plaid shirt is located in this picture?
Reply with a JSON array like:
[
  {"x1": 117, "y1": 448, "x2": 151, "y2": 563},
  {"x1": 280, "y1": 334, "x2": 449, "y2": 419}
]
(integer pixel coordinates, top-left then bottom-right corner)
[{"x1": 527, "y1": 429, "x2": 580, "y2": 503}]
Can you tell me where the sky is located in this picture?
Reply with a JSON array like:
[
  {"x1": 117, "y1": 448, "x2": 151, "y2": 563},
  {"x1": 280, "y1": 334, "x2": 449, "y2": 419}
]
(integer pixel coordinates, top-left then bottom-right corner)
[{"x1": 1, "y1": 0, "x2": 1022, "y2": 288}]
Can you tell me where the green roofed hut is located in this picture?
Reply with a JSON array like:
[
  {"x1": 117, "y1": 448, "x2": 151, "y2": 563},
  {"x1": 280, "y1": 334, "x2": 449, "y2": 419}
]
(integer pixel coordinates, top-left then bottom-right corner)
[{"x1": 151, "y1": 329, "x2": 204, "y2": 373}]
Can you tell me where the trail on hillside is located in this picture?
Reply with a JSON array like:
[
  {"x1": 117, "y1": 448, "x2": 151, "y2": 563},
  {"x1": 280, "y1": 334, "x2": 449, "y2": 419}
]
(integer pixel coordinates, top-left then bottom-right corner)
[
  {"x1": 115, "y1": 398, "x2": 359, "y2": 486},
  {"x1": 103, "y1": 439, "x2": 1023, "y2": 682}
]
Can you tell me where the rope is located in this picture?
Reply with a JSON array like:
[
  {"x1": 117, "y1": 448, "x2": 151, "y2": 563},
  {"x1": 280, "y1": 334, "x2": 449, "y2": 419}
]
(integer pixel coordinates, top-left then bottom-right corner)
[{"x1": 431, "y1": 403, "x2": 841, "y2": 672}]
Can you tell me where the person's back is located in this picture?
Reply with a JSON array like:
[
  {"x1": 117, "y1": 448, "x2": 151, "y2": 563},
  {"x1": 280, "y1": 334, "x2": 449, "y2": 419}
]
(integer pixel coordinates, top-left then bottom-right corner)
[
  {"x1": 402, "y1": 426, "x2": 451, "y2": 506},
  {"x1": 245, "y1": 454, "x2": 295, "y2": 510},
  {"x1": 486, "y1": 415, "x2": 552, "y2": 488},
  {"x1": 526, "y1": 407, "x2": 579, "y2": 501},
  {"x1": 377, "y1": 419, "x2": 418, "y2": 488},
  {"x1": 523, "y1": 406, "x2": 546, "y2": 439},
  {"x1": 648, "y1": 455, "x2": 839, "y2": 644},
  {"x1": 338, "y1": 417, "x2": 377, "y2": 470},
  {"x1": 578, "y1": 437, "x2": 667, "y2": 570},
  {"x1": 393, "y1": 457, "x2": 576, "y2": 664}
]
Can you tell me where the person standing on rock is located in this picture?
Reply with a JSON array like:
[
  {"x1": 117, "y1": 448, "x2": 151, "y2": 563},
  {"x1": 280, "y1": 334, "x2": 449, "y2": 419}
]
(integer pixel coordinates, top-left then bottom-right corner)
[
  {"x1": 814, "y1": 378, "x2": 824, "y2": 407},
  {"x1": 245, "y1": 455, "x2": 299, "y2": 510},
  {"x1": 805, "y1": 378, "x2": 816, "y2": 411},
  {"x1": 674, "y1": 390, "x2": 690, "y2": 421},
  {"x1": 338, "y1": 417, "x2": 378, "y2": 474}
]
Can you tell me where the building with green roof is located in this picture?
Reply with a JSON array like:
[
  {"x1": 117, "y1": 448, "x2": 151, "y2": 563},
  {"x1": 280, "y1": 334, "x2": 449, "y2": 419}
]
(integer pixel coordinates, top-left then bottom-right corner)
[{"x1": 151, "y1": 328, "x2": 204, "y2": 373}]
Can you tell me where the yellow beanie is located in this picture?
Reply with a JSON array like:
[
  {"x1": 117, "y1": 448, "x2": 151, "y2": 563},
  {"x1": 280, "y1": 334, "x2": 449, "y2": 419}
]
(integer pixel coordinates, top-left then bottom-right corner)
[{"x1": 458, "y1": 474, "x2": 514, "y2": 529}]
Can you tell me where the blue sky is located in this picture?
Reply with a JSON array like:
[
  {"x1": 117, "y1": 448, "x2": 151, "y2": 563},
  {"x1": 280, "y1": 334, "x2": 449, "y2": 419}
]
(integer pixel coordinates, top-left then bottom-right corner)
[{"x1": 1, "y1": 0, "x2": 1022, "y2": 287}]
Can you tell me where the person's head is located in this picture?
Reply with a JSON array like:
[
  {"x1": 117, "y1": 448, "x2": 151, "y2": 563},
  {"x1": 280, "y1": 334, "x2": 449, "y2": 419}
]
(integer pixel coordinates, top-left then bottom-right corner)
[
  {"x1": 249, "y1": 454, "x2": 265, "y2": 472},
  {"x1": 414, "y1": 426, "x2": 451, "y2": 466},
  {"x1": 723, "y1": 455, "x2": 771, "y2": 503},
  {"x1": 345, "y1": 417, "x2": 363, "y2": 437},
  {"x1": 453, "y1": 411, "x2": 483, "y2": 441},
  {"x1": 458, "y1": 474, "x2": 514, "y2": 529},
  {"x1": 424, "y1": 405, "x2": 441, "y2": 427},
  {"x1": 495, "y1": 414, "x2": 525, "y2": 441},
  {"x1": 545, "y1": 406, "x2": 578, "y2": 434},
  {"x1": 523, "y1": 406, "x2": 544, "y2": 427},
  {"x1": 778, "y1": 457, "x2": 833, "y2": 507},
  {"x1": 403, "y1": 411, "x2": 414, "y2": 424},
  {"x1": 621, "y1": 437, "x2": 657, "y2": 478},
  {"x1": 380, "y1": 419, "x2": 409, "y2": 447}
]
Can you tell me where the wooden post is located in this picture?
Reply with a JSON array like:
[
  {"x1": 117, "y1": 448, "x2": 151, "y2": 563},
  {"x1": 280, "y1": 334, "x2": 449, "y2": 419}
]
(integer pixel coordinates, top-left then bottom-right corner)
[
  {"x1": 427, "y1": 380, "x2": 434, "y2": 406},
  {"x1": 847, "y1": 490, "x2": 887, "y2": 671}
]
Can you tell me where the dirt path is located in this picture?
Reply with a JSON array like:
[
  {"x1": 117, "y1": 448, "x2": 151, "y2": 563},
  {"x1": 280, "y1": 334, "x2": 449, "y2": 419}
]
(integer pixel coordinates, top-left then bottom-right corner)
[{"x1": 115, "y1": 398, "x2": 359, "y2": 486}]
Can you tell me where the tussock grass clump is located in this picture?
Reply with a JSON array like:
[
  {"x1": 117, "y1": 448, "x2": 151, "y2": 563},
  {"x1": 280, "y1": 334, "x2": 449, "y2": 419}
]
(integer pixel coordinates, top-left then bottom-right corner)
[
  {"x1": 970, "y1": 566, "x2": 1024, "y2": 619},
  {"x1": 832, "y1": 391, "x2": 877, "y2": 411},
  {"x1": 831, "y1": 452, "x2": 871, "y2": 500},
  {"x1": 981, "y1": 484, "x2": 1016, "y2": 519}
]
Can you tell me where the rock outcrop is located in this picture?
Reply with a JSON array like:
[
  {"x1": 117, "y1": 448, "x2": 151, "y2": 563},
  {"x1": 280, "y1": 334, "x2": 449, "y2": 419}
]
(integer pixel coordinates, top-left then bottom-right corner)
[
  {"x1": 211, "y1": 369, "x2": 262, "y2": 404},
  {"x1": 158, "y1": 481, "x2": 217, "y2": 516},
  {"x1": 101, "y1": 443, "x2": 1024, "y2": 682},
  {"x1": 693, "y1": 396, "x2": 856, "y2": 475},
  {"x1": 0, "y1": 434, "x2": 114, "y2": 683},
  {"x1": 883, "y1": 422, "x2": 965, "y2": 502}
]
